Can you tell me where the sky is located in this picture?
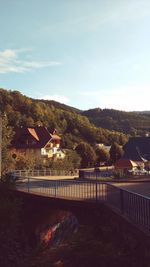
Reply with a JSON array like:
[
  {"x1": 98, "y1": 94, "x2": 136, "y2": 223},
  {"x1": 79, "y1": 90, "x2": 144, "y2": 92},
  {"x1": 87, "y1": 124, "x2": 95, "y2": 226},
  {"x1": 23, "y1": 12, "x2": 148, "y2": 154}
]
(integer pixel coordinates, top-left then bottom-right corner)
[{"x1": 0, "y1": 0, "x2": 150, "y2": 111}]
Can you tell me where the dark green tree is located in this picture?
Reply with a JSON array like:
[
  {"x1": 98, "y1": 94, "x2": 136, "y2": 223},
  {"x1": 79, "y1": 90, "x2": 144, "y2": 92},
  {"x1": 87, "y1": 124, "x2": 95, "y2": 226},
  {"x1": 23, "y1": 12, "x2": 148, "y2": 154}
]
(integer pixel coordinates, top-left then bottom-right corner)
[
  {"x1": 45, "y1": 150, "x2": 81, "y2": 171},
  {"x1": 109, "y1": 142, "x2": 124, "y2": 163},
  {"x1": 13, "y1": 152, "x2": 36, "y2": 170},
  {"x1": 95, "y1": 147, "x2": 110, "y2": 166},
  {"x1": 75, "y1": 142, "x2": 96, "y2": 168},
  {"x1": 65, "y1": 150, "x2": 81, "y2": 169},
  {"x1": 1, "y1": 115, "x2": 14, "y2": 176}
]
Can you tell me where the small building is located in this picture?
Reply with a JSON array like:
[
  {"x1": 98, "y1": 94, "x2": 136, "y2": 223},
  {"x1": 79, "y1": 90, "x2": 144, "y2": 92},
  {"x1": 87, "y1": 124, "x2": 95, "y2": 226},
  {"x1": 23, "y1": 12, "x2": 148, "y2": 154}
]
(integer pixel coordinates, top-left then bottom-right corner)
[
  {"x1": 123, "y1": 137, "x2": 150, "y2": 170},
  {"x1": 114, "y1": 159, "x2": 138, "y2": 176},
  {"x1": 96, "y1": 143, "x2": 111, "y2": 153},
  {"x1": 10, "y1": 126, "x2": 65, "y2": 160}
]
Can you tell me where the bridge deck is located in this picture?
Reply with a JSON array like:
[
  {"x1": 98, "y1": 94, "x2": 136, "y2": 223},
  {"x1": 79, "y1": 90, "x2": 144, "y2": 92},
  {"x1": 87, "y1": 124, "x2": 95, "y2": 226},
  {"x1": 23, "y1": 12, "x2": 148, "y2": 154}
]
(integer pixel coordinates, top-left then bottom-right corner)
[
  {"x1": 16, "y1": 179, "x2": 107, "y2": 202},
  {"x1": 15, "y1": 177, "x2": 150, "y2": 236},
  {"x1": 112, "y1": 182, "x2": 150, "y2": 198}
]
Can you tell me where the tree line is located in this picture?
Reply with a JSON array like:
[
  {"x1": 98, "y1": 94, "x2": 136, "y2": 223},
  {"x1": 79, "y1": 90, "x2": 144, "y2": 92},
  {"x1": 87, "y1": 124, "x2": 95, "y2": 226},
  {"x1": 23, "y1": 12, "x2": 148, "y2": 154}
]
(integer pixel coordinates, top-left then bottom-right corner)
[
  {"x1": 0, "y1": 88, "x2": 127, "y2": 174},
  {"x1": 0, "y1": 88, "x2": 128, "y2": 146},
  {"x1": 82, "y1": 108, "x2": 150, "y2": 136},
  {"x1": 1, "y1": 115, "x2": 124, "y2": 174}
]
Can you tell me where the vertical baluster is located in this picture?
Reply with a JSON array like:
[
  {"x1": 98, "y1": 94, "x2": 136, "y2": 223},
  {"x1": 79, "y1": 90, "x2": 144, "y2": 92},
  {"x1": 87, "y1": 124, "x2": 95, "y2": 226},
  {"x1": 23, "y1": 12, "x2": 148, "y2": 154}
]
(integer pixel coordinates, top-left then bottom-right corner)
[
  {"x1": 138, "y1": 195, "x2": 141, "y2": 225},
  {"x1": 89, "y1": 181, "x2": 91, "y2": 201},
  {"x1": 101, "y1": 183, "x2": 103, "y2": 201},
  {"x1": 127, "y1": 192, "x2": 130, "y2": 216},
  {"x1": 72, "y1": 182, "x2": 78, "y2": 199},
  {"x1": 78, "y1": 181, "x2": 80, "y2": 199},
  {"x1": 130, "y1": 193, "x2": 134, "y2": 221},
  {"x1": 61, "y1": 180, "x2": 63, "y2": 197},
  {"x1": 100, "y1": 183, "x2": 102, "y2": 201},
  {"x1": 136, "y1": 195, "x2": 139, "y2": 225},
  {"x1": 120, "y1": 189, "x2": 124, "y2": 214},
  {"x1": 143, "y1": 198, "x2": 146, "y2": 230},
  {"x1": 129, "y1": 192, "x2": 132, "y2": 218},
  {"x1": 141, "y1": 197, "x2": 143, "y2": 227}
]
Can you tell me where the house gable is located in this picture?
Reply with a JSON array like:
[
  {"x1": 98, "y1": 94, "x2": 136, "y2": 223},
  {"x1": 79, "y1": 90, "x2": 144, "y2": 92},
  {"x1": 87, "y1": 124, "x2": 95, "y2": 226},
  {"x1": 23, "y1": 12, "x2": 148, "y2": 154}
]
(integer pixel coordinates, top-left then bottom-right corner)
[
  {"x1": 11, "y1": 126, "x2": 51, "y2": 149},
  {"x1": 123, "y1": 137, "x2": 150, "y2": 161},
  {"x1": 10, "y1": 126, "x2": 63, "y2": 159}
]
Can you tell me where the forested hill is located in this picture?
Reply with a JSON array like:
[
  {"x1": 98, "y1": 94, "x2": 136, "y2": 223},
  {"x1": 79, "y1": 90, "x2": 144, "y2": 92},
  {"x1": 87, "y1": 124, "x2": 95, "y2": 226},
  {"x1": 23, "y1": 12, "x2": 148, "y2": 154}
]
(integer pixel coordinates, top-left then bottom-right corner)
[
  {"x1": 0, "y1": 88, "x2": 127, "y2": 147},
  {"x1": 82, "y1": 108, "x2": 150, "y2": 136},
  {"x1": 35, "y1": 98, "x2": 81, "y2": 114}
]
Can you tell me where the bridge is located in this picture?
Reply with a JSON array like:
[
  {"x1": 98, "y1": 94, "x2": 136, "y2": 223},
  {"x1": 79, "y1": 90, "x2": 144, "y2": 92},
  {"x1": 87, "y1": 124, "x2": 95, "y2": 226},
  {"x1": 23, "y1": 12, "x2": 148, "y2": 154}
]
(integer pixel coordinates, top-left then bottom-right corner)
[{"x1": 14, "y1": 171, "x2": 150, "y2": 237}]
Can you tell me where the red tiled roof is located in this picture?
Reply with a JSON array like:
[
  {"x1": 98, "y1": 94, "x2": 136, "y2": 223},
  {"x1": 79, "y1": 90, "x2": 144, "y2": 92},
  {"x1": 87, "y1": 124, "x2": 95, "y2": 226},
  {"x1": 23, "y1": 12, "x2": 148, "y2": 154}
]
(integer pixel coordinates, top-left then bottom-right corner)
[
  {"x1": 11, "y1": 126, "x2": 51, "y2": 149},
  {"x1": 28, "y1": 128, "x2": 39, "y2": 141},
  {"x1": 115, "y1": 159, "x2": 138, "y2": 169},
  {"x1": 123, "y1": 137, "x2": 150, "y2": 161}
]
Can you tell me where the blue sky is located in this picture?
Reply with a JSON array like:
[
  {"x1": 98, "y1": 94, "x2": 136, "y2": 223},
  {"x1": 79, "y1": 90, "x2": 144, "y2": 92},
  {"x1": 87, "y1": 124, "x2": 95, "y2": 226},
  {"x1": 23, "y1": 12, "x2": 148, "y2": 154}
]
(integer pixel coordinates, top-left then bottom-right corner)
[{"x1": 0, "y1": 0, "x2": 150, "y2": 111}]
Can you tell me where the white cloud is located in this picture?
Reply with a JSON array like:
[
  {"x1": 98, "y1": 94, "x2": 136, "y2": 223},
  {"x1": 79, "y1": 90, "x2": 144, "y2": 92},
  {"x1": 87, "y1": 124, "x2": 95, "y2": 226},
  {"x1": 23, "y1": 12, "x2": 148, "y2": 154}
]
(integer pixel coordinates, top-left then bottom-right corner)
[
  {"x1": 0, "y1": 49, "x2": 62, "y2": 74},
  {"x1": 40, "y1": 94, "x2": 69, "y2": 104},
  {"x1": 0, "y1": 49, "x2": 16, "y2": 59}
]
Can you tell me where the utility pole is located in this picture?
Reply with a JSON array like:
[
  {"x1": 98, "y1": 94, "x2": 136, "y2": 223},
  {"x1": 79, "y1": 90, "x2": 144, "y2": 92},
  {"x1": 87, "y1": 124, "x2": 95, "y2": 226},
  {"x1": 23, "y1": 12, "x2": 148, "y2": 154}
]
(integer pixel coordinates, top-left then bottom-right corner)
[{"x1": 0, "y1": 116, "x2": 2, "y2": 179}]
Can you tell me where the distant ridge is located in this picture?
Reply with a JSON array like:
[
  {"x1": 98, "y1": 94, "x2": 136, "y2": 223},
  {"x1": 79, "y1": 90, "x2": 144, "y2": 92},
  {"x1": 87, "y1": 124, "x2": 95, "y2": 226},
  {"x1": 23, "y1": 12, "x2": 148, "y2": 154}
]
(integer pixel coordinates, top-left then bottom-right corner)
[{"x1": 82, "y1": 108, "x2": 150, "y2": 136}]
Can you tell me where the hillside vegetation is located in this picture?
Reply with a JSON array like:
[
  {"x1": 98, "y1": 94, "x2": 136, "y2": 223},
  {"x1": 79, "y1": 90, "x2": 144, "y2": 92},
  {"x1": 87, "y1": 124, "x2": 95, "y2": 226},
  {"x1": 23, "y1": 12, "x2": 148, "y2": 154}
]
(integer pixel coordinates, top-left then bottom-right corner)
[
  {"x1": 82, "y1": 108, "x2": 150, "y2": 136},
  {"x1": 0, "y1": 88, "x2": 127, "y2": 148}
]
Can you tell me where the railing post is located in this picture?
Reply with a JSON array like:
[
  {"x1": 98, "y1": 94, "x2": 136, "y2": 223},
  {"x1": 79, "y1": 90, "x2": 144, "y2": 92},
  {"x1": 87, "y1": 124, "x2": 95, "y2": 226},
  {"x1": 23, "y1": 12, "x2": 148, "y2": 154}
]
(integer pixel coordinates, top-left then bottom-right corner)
[
  {"x1": 95, "y1": 171, "x2": 98, "y2": 203},
  {"x1": 148, "y1": 199, "x2": 150, "y2": 231},
  {"x1": 55, "y1": 181, "x2": 57, "y2": 197},
  {"x1": 120, "y1": 189, "x2": 124, "y2": 214},
  {"x1": 95, "y1": 168, "x2": 100, "y2": 203}
]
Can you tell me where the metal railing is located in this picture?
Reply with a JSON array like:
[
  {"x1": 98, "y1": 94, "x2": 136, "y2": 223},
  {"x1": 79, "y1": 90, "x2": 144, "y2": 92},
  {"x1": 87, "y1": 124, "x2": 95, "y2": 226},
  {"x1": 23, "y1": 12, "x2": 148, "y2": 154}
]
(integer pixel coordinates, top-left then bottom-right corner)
[
  {"x1": 16, "y1": 178, "x2": 150, "y2": 235},
  {"x1": 11, "y1": 169, "x2": 112, "y2": 180},
  {"x1": 10, "y1": 169, "x2": 78, "y2": 179},
  {"x1": 79, "y1": 169, "x2": 113, "y2": 179},
  {"x1": 102, "y1": 183, "x2": 150, "y2": 234},
  {"x1": 17, "y1": 178, "x2": 107, "y2": 202}
]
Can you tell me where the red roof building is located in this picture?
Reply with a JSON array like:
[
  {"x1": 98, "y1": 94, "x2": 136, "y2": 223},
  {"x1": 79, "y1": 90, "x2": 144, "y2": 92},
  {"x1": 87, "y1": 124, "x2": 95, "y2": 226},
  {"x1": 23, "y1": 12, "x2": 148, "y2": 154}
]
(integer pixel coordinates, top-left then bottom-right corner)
[
  {"x1": 10, "y1": 126, "x2": 65, "y2": 160},
  {"x1": 114, "y1": 159, "x2": 138, "y2": 176}
]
